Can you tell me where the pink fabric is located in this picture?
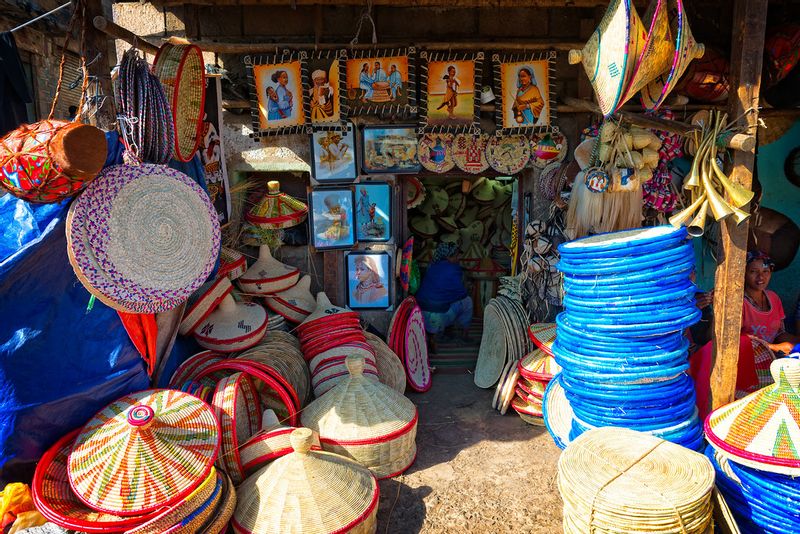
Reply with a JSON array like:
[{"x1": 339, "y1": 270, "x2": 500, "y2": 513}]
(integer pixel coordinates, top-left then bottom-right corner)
[{"x1": 741, "y1": 289, "x2": 785, "y2": 343}]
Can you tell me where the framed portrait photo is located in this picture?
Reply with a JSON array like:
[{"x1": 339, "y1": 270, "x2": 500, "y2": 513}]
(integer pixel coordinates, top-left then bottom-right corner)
[
  {"x1": 419, "y1": 51, "x2": 483, "y2": 133},
  {"x1": 310, "y1": 123, "x2": 358, "y2": 183},
  {"x1": 344, "y1": 48, "x2": 416, "y2": 116},
  {"x1": 245, "y1": 51, "x2": 310, "y2": 137},
  {"x1": 308, "y1": 186, "x2": 356, "y2": 250},
  {"x1": 304, "y1": 50, "x2": 347, "y2": 127},
  {"x1": 493, "y1": 52, "x2": 556, "y2": 134},
  {"x1": 346, "y1": 251, "x2": 392, "y2": 310},
  {"x1": 355, "y1": 182, "x2": 391, "y2": 242},
  {"x1": 361, "y1": 125, "x2": 421, "y2": 174}
]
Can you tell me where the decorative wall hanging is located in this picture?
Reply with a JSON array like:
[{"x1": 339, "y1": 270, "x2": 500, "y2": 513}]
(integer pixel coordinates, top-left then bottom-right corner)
[
  {"x1": 245, "y1": 51, "x2": 309, "y2": 138},
  {"x1": 201, "y1": 74, "x2": 231, "y2": 226},
  {"x1": 344, "y1": 48, "x2": 416, "y2": 116},
  {"x1": 486, "y1": 134, "x2": 531, "y2": 174},
  {"x1": 418, "y1": 133, "x2": 455, "y2": 173},
  {"x1": 493, "y1": 52, "x2": 556, "y2": 134},
  {"x1": 346, "y1": 251, "x2": 392, "y2": 310},
  {"x1": 303, "y1": 50, "x2": 347, "y2": 127},
  {"x1": 453, "y1": 133, "x2": 490, "y2": 174},
  {"x1": 418, "y1": 51, "x2": 482, "y2": 133},
  {"x1": 355, "y1": 182, "x2": 392, "y2": 242},
  {"x1": 361, "y1": 125, "x2": 421, "y2": 174},
  {"x1": 310, "y1": 122, "x2": 358, "y2": 183},
  {"x1": 530, "y1": 131, "x2": 568, "y2": 169},
  {"x1": 308, "y1": 186, "x2": 356, "y2": 250}
]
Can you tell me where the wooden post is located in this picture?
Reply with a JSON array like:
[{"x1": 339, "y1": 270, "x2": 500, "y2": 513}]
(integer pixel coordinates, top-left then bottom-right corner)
[
  {"x1": 83, "y1": 0, "x2": 116, "y2": 130},
  {"x1": 323, "y1": 251, "x2": 345, "y2": 307},
  {"x1": 708, "y1": 0, "x2": 768, "y2": 411}
]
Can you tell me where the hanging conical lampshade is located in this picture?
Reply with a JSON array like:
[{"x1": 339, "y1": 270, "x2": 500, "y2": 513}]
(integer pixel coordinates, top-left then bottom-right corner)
[
  {"x1": 246, "y1": 180, "x2": 308, "y2": 230},
  {"x1": 232, "y1": 428, "x2": 379, "y2": 534}
]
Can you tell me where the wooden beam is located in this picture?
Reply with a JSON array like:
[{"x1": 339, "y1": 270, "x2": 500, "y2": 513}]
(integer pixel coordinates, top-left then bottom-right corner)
[
  {"x1": 709, "y1": 0, "x2": 768, "y2": 412},
  {"x1": 83, "y1": 0, "x2": 116, "y2": 130},
  {"x1": 151, "y1": 0, "x2": 635, "y2": 7},
  {"x1": 323, "y1": 251, "x2": 344, "y2": 307},
  {"x1": 93, "y1": 16, "x2": 161, "y2": 56}
]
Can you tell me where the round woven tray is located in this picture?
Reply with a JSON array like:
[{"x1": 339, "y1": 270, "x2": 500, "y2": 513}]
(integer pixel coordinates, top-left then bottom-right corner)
[{"x1": 365, "y1": 332, "x2": 407, "y2": 394}]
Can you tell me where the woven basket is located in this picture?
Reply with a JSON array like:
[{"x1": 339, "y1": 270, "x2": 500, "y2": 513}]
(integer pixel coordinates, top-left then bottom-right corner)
[
  {"x1": 179, "y1": 277, "x2": 234, "y2": 336},
  {"x1": 162, "y1": 472, "x2": 223, "y2": 534},
  {"x1": 194, "y1": 295, "x2": 268, "y2": 353},
  {"x1": 519, "y1": 349, "x2": 561, "y2": 382},
  {"x1": 301, "y1": 356, "x2": 417, "y2": 479},
  {"x1": 238, "y1": 245, "x2": 300, "y2": 295},
  {"x1": 240, "y1": 426, "x2": 322, "y2": 476},
  {"x1": 219, "y1": 247, "x2": 247, "y2": 280},
  {"x1": 67, "y1": 389, "x2": 220, "y2": 516},
  {"x1": 153, "y1": 43, "x2": 206, "y2": 163},
  {"x1": 527, "y1": 323, "x2": 557, "y2": 356},
  {"x1": 168, "y1": 350, "x2": 225, "y2": 389},
  {"x1": 365, "y1": 332, "x2": 407, "y2": 394},
  {"x1": 264, "y1": 275, "x2": 315, "y2": 323},
  {"x1": 232, "y1": 428, "x2": 379, "y2": 534},
  {"x1": 557, "y1": 427, "x2": 715, "y2": 534},
  {"x1": 212, "y1": 373, "x2": 261, "y2": 485},
  {"x1": 310, "y1": 353, "x2": 380, "y2": 398},
  {"x1": 237, "y1": 342, "x2": 311, "y2": 407},
  {"x1": 198, "y1": 470, "x2": 236, "y2": 534},
  {"x1": 475, "y1": 306, "x2": 507, "y2": 388},
  {"x1": 543, "y1": 375, "x2": 574, "y2": 450},
  {"x1": 245, "y1": 181, "x2": 309, "y2": 230}
]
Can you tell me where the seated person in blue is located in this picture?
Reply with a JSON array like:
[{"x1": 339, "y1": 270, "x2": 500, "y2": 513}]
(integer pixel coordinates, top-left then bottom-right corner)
[{"x1": 416, "y1": 242, "x2": 473, "y2": 352}]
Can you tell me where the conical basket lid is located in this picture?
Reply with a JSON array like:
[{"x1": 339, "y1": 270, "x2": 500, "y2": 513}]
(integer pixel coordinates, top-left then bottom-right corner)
[
  {"x1": 239, "y1": 245, "x2": 299, "y2": 286},
  {"x1": 232, "y1": 428, "x2": 379, "y2": 534},
  {"x1": 68, "y1": 389, "x2": 220, "y2": 515},
  {"x1": 270, "y1": 274, "x2": 315, "y2": 313},
  {"x1": 569, "y1": 0, "x2": 648, "y2": 116},
  {"x1": 301, "y1": 356, "x2": 417, "y2": 442},
  {"x1": 706, "y1": 358, "x2": 800, "y2": 475},
  {"x1": 519, "y1": 348, "x2": 561, "y2": 381},
  {"x1": 300, "y1": 291, "x2": 356, "y2": 326},
  {"x1": 527, "y1": 323, "x2": 557, "y2": 356},
  {"x1": 245, "y1": 181, "x2": 308, "y2": 229}
]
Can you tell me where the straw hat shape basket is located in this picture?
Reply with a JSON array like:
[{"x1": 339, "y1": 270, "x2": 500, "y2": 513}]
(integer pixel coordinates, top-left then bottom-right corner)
[
  {"x1": 705, "y1": 357, "x2": 800, "y2": 476},
  {"x1": 179, "y1": 276, "x2": 234, "y2": 336},
  {"x1": 67, "y1": 389, "x2": 220, "y2": 516},
  {"x1": 301, "y1": 356, "x2": 418, "y2": 479},
  {"x1": 193, "y1": 294, "x2": 268, "y2": 352},
  {"x1": 153, "y1": 42, "x2": 206, "y2": 163},
  {"x1": 66, "y1": 163, "x2": 221, "y2": 314},
  {"x1": 264, "y1": 274, "x2": 315, "y2": 323},
  {"x1": 238, "y1": 245, "x2": 300, "y2": 295},
  {"x1": 558, "y1": 427, "x2": 715, "y2": 534},
  {"x1": 219, "y1": 247, "x2": 247, "y2": 280},
  {"x1": 232, "y1": 428, "x2": 379, "y2": 534},
  {"x1": 246, "y1": 180, "x2": 309, "y2": 229}
]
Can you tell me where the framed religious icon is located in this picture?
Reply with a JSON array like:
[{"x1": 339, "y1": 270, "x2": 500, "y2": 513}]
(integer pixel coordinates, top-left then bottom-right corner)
[
  {"x1": 308, "y1": 186, "x2": 356, "y2": 250},
  {"x1": 493, "y1": 52, "x2": 556, "y2": 134},
  {"x1": 304, "y1": 50, "x2": 347, "y2": 127},
  {"x1": 345, "y1": 251, "x2": 392, "y2": 310},
  {"x1": 310, "y1": 123, "x2": 358, "y2": 183},
  {"x1": 345, "y1": 48, "x2": 416, "y2": 116},
  {"x1": 355, "y1": 182, "x2": 391, "y2": 242},
  {"x1": 419, "y1": 51, "x2": 483, "y2": 133},
  {"x1": 245, "y1": 51, "x2": 310, "y2": 137},
  {"x1": 361, "y1": 125, "x2": 421, "y2": 174}
]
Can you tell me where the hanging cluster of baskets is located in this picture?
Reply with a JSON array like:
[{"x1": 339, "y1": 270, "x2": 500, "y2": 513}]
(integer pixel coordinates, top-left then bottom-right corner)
[{"x1": 544, "y1": 225, "x2": 704, "y2": 450}]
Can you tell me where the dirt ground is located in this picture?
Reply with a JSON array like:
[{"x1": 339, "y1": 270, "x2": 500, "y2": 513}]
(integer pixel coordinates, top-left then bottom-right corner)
[{"x1": 376, "y1": 373, "x2": 563, "y2": 534}]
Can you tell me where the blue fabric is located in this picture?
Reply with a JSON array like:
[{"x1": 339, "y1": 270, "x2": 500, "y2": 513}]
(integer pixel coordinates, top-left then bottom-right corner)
[
  {"x1": 416, "y1": 261, "x2": 468, "y2": 313},
  {"x1": 422, "y1": 296, "x2": 473, "y2": 334},
  {"x1": 0, "y1": 195, "x2": 148, "y2": 480}
]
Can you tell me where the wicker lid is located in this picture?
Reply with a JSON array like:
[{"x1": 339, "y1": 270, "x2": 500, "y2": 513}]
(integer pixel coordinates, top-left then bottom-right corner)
[
  {"x1": 67, "y1": 389, "x2": 220, "y2": 516},
  {"x1": 219, "y1": 247, "x2": 247, "y2": 280},
  {"x1": 486, "y1": 135, "x2": 531, "y2": 175},
  {"x1": 168, "y1": 350, "x2": 225, "y2": 389},
  {"x1": 530, "y1": 131, "x2": 568, "y2": 169},
  {"x1": 300, "y1": 291, "x2": 356, "y2": 326},
  {"x1": 302, "y1": 356, "x2": 417, "y2": 442},
  {"x1": 180, "y1": 277, "x2": 234, "y2": 336},
  {"x1": 406, "y1": 176, "x2": 426, "y2": 209},
  {"x1": 527, "y1": 323, "x2": 557, "y2": 356},
  {"x1": 706, "y1": 358, "x2": 800, "y2": 475},
  {"x1": 418, "y1": 134, "x2": 455, "y2": 173},
  {"x1": 265, "y1": 275, "x2": 315, "y2": 321},
  {"x1": 211, "y1": 373, "x2": 261, "y2": 485},
  {"x1": 232, "y1": 428, "x2": 379, "y2": 534},
  {"x1": 238, "y1": 245, "x2": 300, "y2": 294},
  {"x1": 194, "y1": 295, "x2": 268, "y2": 353},
  {"x1": 245, "y1": 181, "x2": 309, "y2": 230},
  {"x1": 153, "y1": 43, "x2": 206, "y2": 163},
  {"x1": 66, "y1": 163, "x2": 220, "y2": 314},
  {"x1": 239, "y1": 426, "x2": 322, "y2": 476},
  {"x1": 519, "y1": 348, "x2": 561, "y2": 381}
]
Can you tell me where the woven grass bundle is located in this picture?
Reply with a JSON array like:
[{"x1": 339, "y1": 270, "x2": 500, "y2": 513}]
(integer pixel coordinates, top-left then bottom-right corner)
[
  {"x1": 301, "y1": 356, "x2": 417, "y2": 479},
  {"x1": 558, "y1": 427, "x2": 714, "y2": 534},
  {"x1": 232, "y1": 428, "x2": 379, "y2": 534}
]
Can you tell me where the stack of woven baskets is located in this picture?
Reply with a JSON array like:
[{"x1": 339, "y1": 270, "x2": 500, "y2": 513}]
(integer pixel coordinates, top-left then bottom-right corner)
[
  {"x1": 558, "y1": 427, "x2": 715, "y2": 533},
  {"x1": 544, "y1": 225, "x2": 704, "y2": 450},
  {"x1": 387, "y1": 297, "x2": 431, "y2": 393},
  {"x1": 704, "y1": 358, "x2": 800, "y2": 533}
]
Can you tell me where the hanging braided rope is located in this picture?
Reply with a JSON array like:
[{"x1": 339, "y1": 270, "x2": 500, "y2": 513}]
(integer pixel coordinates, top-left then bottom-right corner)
[{"x1": 116, "y1": 48, "x2": 174, "y2": 164}]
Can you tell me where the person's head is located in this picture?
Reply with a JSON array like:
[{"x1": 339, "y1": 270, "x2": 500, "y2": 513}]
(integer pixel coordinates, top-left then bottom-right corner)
[
  {"x1": 266, "y1": 86, "x2": 277, "y2": 98},
  {"x1": 745, "y1": 251, "x2": 775, "y2": 292},
  {"x1": 323, "y1": 194, "x2": 341, "y2": 212},
  {"x1": 375, "y1": 61, "x2": 381, "y2": 69},
  {"x1": 355, "y1": 256, "x2": 382, "y2": 283},
  {"x1": 518, "y1": 67, "x2": 534, "y2": 87},
  {"x1": 447, "y1": 65, "x2": 456, "y2": 76},
  {"x1": 311, "y1": 69, "x2": 327, "y2": 86},
  {"x1": 390, "y1": 64, "x2": 397, "y2": 73},
  {"x1": 361, "y1": 63, "x2": 369, "y2": 72},
  {"x1": 433, "y1": 242, "x2": 459, "y2": 264},
  {"x1": 271, "y1": 70, "x2": 288, "y2": 85},
  {"x1": 68, "y1": 105, "x2": 77, "y2": 118}
]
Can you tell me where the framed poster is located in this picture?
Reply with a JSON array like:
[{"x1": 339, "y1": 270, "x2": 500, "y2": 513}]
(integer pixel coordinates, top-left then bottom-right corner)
[
  {"x1": 200, "y1": 73, "x2": 231, "y2": 226},
  {"x1": 355, "y1": 182, "x2": 391, "y2": 242},
  {"x1": 346, "y1": 251, "x2": 392, "y2": 310},
  {"x1": 308, "y1": 186, "x2": 356, "y2": 250},
  {"x1": 245, "y1": 51, "x2": 309, "y2": 137},
  {"x1": 304, "y1": 50, "x2": 347, "y2": 127},
  {"x1": 345, "y1": 48, "x2": 416, "y2": 116},
  {"x1": 310, "y1": 123, "x2": 358, "y2": 183},
  {"x1": 493, "y1": 52, "x2": 556, "y2": 134},
  {"x1": 361, "y1": 125, "x2": 421, "y2": 174},
  {"x1": 419, "y1": 51, "x2": 483, "y2": 133}
]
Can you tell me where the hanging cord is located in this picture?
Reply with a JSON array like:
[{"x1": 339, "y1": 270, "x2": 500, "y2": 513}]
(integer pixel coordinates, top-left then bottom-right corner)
[
  {"x1": 350, "y1": 0, "x2": 377, "y2": 46},
  {"x1": 9, "y1": 1, "x2": 71, "y2": 33},
  {"x1": 48, "y1": 0, "x2": 89, "y2": 122}
]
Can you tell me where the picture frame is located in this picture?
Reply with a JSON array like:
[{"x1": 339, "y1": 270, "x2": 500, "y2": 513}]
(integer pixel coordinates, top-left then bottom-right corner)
[
  {"x1": 308, "y1": 186, "x2": 356, "y2": 250},
  {"x1": 493, "y1": 51, "x2": 557, "y2": 135},
  {"x1": 303, "y1": 49, "x2": 348, "y2": 128},
  {"x1": 345, "y1": 250, "x2": 392, "y2": 310},
  {"x1": 200, "y1": 74, "x2": 231, "y2": 226},
  {"x1": 360, "y1": 125, "x2": 421, "y2": 174},
  {"x1": 310, "y1": 122, "x2": 358, "y2": 183},
  {"x1": 418, "y1": 51, "x2": 483, "y2": 134},
  {"x1": 355, "y1": 182, "x2": 392, "y2": 242},
  {"x1": 245, "y1": 51, "x2": 310, "y2": 138},
  {"x1": 344, "y1": 47, "x2": 417, "y2": 116}
]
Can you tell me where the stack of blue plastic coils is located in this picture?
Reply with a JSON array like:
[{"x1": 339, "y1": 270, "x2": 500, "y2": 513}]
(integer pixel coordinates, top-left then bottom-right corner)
[
  {"x1": 549, "y1": 225, "x2": 704, "y2": 450},
  {"x1": 706, "y1": 445, "x2": 800, "y2": 533}
]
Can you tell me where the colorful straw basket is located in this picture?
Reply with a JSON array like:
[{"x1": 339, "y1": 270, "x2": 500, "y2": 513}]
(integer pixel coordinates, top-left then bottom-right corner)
[
  {"x1": 246, "y1": 180, "x2": 309, "y2": 229},
  {"x1": 194, "y1": 295, "x2": 268, "y2": 352},
  {"x1": 238, "y1": 245, "x2": 300, "y2": 295},
  {"x1": 211, "y1": 373, "x2": 261, "y2": 485},
  {"x1": 239, "y1": 426, "x2": 322, "y2": 476}
]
